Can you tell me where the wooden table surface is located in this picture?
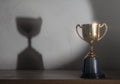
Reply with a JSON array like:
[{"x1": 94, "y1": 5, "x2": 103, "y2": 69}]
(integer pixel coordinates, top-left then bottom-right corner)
[{"x1": 0, "y1": 70, "x2": 120, "y2": 84}]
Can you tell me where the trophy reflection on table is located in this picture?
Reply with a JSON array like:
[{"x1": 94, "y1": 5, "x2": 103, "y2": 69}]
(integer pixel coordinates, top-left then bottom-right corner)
[{"x1": 76, "y1": 22, "x2": 108, "y2": 79}]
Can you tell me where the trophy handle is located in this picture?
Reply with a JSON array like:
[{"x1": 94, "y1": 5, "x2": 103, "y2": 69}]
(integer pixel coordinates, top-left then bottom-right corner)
[
  {"x1": 98, "y1": 23, "x2": 108, "y2": 41},
  {"x1": 76, "y1": 24, "x2": 84, "y2": 40}
]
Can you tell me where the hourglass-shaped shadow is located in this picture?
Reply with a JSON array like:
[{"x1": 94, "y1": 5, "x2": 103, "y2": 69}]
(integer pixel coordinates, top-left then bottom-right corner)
[{"x1": 16, "y1": 17, "x2": 44, "y2": 70}]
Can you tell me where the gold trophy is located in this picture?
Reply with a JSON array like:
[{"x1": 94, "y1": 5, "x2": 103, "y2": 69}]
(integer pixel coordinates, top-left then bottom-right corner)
[{"x1": 76, "y1": 22, "x2": 108, "y2": 79}]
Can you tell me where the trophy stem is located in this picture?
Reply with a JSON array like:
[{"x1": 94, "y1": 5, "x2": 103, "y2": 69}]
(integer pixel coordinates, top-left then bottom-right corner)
[
  {"x1": 88, "y1": 44, "x2": 96, "y2": 58},
  {"x1": 90, "y1": 44, "x2": 94, "y2": 52}
]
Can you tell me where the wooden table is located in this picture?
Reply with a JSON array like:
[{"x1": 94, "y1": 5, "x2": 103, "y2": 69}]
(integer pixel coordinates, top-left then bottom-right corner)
[{"x1": 0, "y1": 70, "x2": 120, "y2": 84}]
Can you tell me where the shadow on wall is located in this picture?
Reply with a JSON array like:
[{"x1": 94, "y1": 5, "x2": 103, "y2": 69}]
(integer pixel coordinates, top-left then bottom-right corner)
[
  {"x1": 90, "y1": 0, "x2": 120, "y2": 70},
  {"x1": 16, "y1": 17, "x2": 44, "y2": 70}
]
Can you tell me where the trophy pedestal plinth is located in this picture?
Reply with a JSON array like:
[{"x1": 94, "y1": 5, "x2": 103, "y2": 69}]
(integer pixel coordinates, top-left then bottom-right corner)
[{"x1": 81, "y1": 57, "x2": 105, "y2": 79}]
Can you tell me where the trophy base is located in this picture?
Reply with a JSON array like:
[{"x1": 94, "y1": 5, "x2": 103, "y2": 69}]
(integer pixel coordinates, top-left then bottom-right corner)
[
  {"x1": 81, "y1": 73, "x2": 105, "y2": 79},
  {"x1": 81, "y1": 56, "x2": 105, "y2": 79}
]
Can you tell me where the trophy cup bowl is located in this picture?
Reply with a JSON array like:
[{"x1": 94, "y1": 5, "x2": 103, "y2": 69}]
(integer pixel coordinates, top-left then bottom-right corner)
[{"x1": 76, "y1": 22, "x2": 108, "y2": 79}]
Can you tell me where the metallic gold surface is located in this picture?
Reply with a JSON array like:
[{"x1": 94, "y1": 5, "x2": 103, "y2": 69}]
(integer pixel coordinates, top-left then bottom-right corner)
[{"x1": 76, "y1": 23, "x2": 108, "y2": 57}]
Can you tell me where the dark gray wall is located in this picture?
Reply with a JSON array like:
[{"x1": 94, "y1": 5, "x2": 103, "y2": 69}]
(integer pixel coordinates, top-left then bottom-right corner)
[{"x1": 91, "y1": 0, "x2": 120, "y2": 70}]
